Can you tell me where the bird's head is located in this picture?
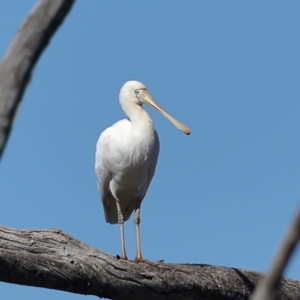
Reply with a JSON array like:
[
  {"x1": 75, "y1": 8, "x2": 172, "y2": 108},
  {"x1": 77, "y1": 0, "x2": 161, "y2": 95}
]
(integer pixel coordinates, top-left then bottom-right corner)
[
  {"x1": 119, "y1": 80, "x2": 146, "y2": 106},
  {"x1": 119, "y1": 80, "x2": 191, "y2": 135}
]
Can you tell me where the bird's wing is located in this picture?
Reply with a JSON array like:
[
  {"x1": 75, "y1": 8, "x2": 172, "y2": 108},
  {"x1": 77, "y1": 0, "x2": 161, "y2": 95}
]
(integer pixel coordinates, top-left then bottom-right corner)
[
  {"x1": 95, "y1": 128, "x2": 112, "y2": 203},
  {"x1": 95, "y1": 119, "x2": 131, "y2": 200},
  {"x1": 95, "y1": 121, "x2": 131, "y2": 224}
]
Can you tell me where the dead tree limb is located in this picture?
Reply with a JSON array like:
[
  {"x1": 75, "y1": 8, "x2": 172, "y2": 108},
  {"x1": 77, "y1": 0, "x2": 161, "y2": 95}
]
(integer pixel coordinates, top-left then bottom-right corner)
[
  {"x1": 0, "y1": 225, "x2": 299, "y2": 300},
  {"x1": 0, "y1": 0, "x2": 75, "y2": 160}
]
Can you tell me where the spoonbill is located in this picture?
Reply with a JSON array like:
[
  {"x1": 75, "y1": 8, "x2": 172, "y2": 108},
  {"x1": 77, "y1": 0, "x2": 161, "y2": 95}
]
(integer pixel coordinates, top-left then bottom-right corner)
[{"x1": 95, "y1": 80, "x2": 190, "y2": 265}]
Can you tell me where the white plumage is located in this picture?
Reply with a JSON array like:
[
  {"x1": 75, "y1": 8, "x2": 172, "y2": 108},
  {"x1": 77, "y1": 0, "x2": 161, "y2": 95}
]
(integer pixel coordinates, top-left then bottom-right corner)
[{"x1": 95, "y1": 80, "x2": 190, "y2": 264}]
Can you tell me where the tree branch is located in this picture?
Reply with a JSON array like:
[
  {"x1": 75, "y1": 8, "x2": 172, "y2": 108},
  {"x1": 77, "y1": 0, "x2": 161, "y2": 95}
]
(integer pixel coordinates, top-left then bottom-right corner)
[
  {"x1": 0, "y1": 225, "x2": 299, "y2": 300},
  {"x1": 0, "y1": 0, "x2": 75, "y2": 160},
  {"x1": 251, "y1": 206, "x2": 300, "y2": 300}
]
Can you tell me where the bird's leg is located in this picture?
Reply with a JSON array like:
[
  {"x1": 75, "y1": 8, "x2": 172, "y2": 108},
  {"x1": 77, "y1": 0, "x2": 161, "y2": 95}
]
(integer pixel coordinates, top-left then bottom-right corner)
[
  {"x1": 116, "y1": 201, "x2": 128, "y2": 260},
  {"x1": 134, "y1": 205, "x2": 142, "y2": 261},
  {"x1": 134, "y1": 205, "x2": 157, "y2": 267}
]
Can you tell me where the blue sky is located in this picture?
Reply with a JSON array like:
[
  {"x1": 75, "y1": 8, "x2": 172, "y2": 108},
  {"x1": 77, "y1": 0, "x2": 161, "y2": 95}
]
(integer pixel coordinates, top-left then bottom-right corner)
[{"x1": 1, "y1": 1, "x2": 300, "y2": 299}]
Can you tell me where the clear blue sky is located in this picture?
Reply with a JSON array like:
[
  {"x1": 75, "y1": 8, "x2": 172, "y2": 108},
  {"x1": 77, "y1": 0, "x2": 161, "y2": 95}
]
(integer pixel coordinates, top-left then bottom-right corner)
[{"x1": 1, "y1": 1, "x2": 300, "y2": 299}]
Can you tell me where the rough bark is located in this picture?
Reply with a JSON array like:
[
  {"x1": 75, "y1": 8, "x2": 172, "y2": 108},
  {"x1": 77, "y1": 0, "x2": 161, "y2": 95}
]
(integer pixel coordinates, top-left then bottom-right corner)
[
  {"x1": 0, "y1": 0, "x2": 75, "y2": 159},
  {"x1": 0, "y1": 225, "x2": 299, "y2": 300}
]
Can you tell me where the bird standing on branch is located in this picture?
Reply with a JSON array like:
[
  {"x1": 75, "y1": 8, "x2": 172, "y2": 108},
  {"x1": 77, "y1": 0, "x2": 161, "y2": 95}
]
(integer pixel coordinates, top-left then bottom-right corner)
[{"x1": 95, "y1": 80, "x2": 191, "y2": 265}]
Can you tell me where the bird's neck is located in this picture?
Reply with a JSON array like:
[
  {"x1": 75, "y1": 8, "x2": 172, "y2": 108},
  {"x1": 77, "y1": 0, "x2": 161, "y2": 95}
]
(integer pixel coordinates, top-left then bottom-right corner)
[{"x1": 123, "y1": 103, "x2": 154, "y2": 136}]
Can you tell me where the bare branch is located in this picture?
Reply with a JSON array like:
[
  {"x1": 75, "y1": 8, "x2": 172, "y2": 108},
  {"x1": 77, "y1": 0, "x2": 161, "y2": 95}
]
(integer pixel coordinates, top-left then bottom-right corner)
[
  {"x1": 0, "y1": 225, "x2": 299, "y2": 300},
  {"x1": 0, "y1": 0, "x2": 75, "y2": 160},
  {"x1": 251, "y1": 206, "x2": 300, "y2": 300}
]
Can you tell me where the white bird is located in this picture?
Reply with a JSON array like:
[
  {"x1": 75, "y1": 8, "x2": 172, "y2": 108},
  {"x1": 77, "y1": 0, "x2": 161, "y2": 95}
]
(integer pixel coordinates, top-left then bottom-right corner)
[{"x1": 95, "y1": 80, "x2": 190, "y2": 265}]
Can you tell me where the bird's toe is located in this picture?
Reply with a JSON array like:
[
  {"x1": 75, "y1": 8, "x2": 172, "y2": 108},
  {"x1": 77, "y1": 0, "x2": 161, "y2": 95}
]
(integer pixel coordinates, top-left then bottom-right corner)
[{"x1": 134, "y1": 257, "x2": 159, "y2": 267}]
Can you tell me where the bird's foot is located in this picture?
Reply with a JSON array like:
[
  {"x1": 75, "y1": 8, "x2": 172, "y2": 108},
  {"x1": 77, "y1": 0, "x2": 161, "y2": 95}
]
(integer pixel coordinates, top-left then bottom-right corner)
[{"x1": 134, "y1": 257, "x2": 161, "y2": 267}]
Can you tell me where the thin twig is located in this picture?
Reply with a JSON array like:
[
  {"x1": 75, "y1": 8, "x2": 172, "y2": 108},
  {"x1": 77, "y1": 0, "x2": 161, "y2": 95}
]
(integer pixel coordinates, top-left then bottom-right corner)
[{"x1": 251, "y1": 205, "x2": 300, "y2": 300}]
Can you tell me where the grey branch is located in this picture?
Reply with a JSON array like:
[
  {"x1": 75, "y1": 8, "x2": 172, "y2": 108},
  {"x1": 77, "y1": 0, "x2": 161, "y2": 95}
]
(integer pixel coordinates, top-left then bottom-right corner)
[
  {"x1": 0, "y1": 225, "x2": 299, "y2": 300},
  {"x1": 251, "y1": 207, "x2": 300, "y2": 300},
  {"x1": 0, "y1": 0, "x2": 75, "y2": 160}
]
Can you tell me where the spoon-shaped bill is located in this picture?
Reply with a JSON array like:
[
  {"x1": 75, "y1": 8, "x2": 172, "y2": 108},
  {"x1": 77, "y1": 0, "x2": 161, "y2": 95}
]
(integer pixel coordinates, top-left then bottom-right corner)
[{"x1": 141, "y1": 90, "x2": 191, "y2": 135}]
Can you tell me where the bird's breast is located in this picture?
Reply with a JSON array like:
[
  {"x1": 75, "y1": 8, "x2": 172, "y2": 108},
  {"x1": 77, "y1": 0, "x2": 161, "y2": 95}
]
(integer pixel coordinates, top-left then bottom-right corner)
[{"x1": 111, "y1": 125, "x2": 157, "y2": 191}]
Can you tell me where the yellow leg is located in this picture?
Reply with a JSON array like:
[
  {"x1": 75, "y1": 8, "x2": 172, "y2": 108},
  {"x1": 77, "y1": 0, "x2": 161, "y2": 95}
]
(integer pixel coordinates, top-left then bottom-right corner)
[
  {"x1": 116, "y1": 201, "x2": 127, "y2": 260},
  {"x1": 134, "y1": 207, "x2": 142, "y2": 260},
  {"x1": 134, "y1": 206, "x2": 157, "y2": 267}
]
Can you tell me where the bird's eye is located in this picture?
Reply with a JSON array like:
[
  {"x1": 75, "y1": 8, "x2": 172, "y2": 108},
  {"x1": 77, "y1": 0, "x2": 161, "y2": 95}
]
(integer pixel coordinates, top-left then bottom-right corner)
[{"x1": 134, "y1": 90, "x2": 139, "y2": 95}]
